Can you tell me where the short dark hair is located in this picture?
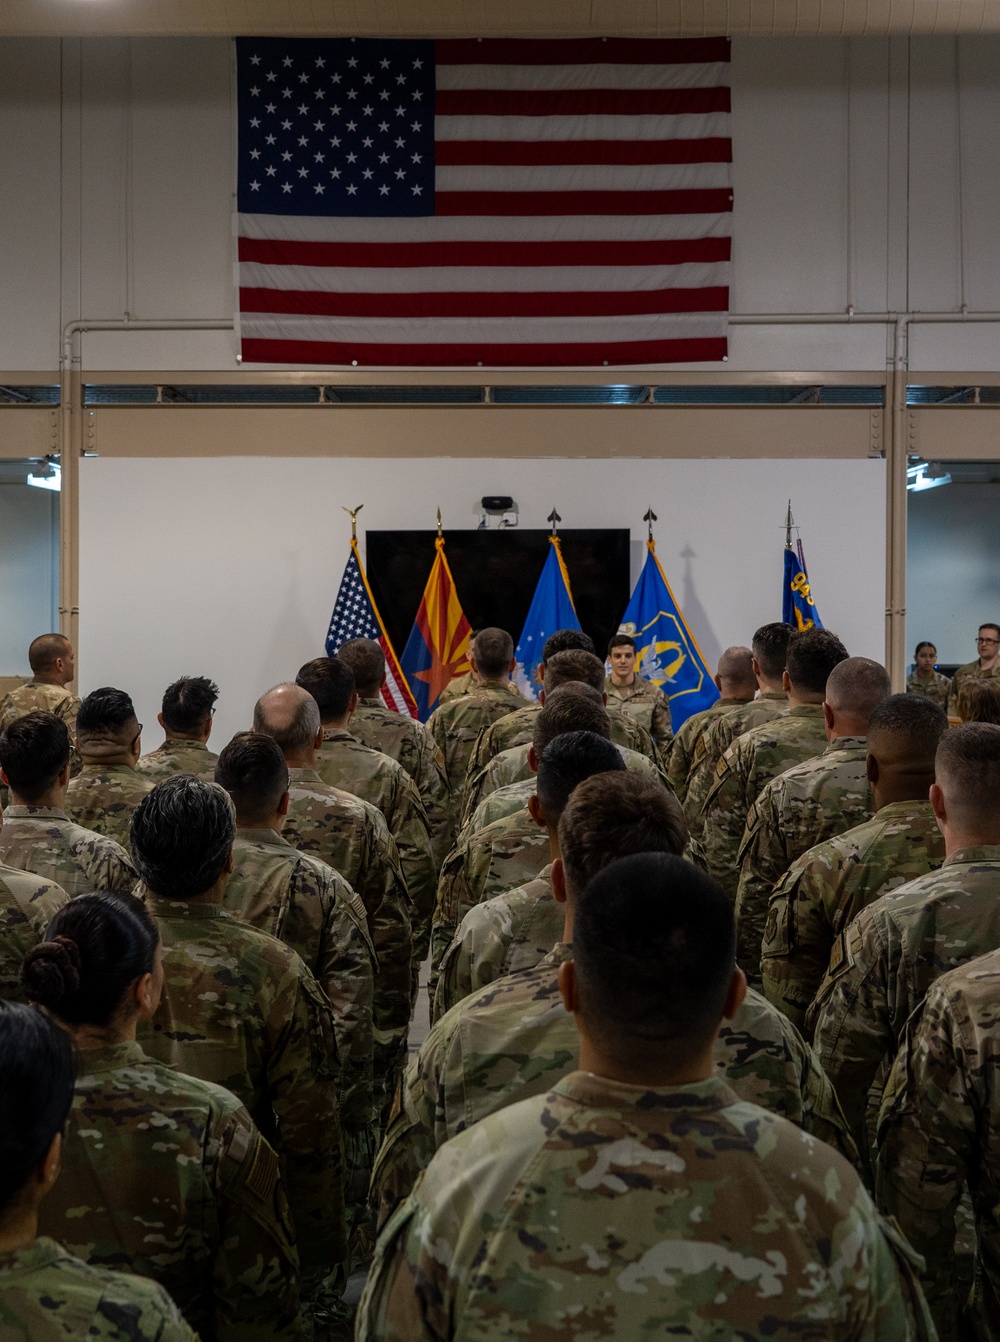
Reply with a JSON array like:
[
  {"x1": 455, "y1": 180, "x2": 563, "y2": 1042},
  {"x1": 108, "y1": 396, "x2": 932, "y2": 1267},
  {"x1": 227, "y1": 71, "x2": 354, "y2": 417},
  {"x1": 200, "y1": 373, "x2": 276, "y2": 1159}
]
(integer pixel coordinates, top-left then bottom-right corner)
[
  {"x1": 130, "y1": 776, "x2": 235, "y2": 900},
  {"x1": 958, "y1": 678, "x2": 1000, "y2": 725},
  {"x1": 607, "y1": 634, "x2": 636, "y2": 655},
  {"x1": 0, "y1": 711, "x2": 70, "y2": 800},
  {"x1": 215, "y1": 731, "x2": 289, "y2": 824},
  {"x1": 914, "y1": 641, "x2": 937, "y2": 658},
  {"x1": 533, "y1": 685, "x2": 611, "y2": 755},
  {"x1": 0, "y1": 1002, "x2": 75, "y2": 1213},
  {"x1": 535, "y1": 731, "x2": 626, "y2": 823},
  {"x1": 784, "y1": 629, "x2": 849, "y2": 694},
  {"x1": 544, "y1": 649, "x2": 606, "y2": 693},
  {"x1": 27, "y1": 633, "x2": 71, "y2": 675},
  {"x1": 296, "y1": 657, "x2": 355, "y2": 721},
  {"x1": 160, "y1": 676, "x2": 219, "y2": 734},
  {"x1": 752, "y1": 622, "x2": 794, "y2": 679},
  {"x1": 542, "y1": 629, "x2": 595, "y2": 662},
  {"x1": 824, "y1": 657, "x2": 891, "y2": 724},
  {"x1": 471, "y1": 627, "x2": 514, "y2": 679},
  {"x1": 76, "y1": 687, "x2": 140, "y2": 746},
  {"x1": 979, "y1": 623, "x2": 1000, "y2": 639},
  {"x1": 573, "y1": 853, "x2": 733, "y2": 1068},
  {"x1": 935, "y1": 723, "x2": 1000, "y2": 823},
  {"x1": 558, "y1": 771, "x2": 689, "y2": 896},
  {"x1": 23, "y1": 892, "x2": 159, "y2": 1030},
  {"x1": 337, "y1": 638, "x2": 385, "y2": 697},
  {"x1": 867, "y1": 693, "x2": 947, "y2": 762}
]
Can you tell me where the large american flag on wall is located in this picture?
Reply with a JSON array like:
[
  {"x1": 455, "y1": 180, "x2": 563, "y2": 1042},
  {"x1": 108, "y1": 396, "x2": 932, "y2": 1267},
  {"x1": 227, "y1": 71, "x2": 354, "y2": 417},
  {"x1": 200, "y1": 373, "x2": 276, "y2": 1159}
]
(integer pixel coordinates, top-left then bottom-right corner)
[{"x1": 234, "y1": 37, "x2": 732, "y2": 367}]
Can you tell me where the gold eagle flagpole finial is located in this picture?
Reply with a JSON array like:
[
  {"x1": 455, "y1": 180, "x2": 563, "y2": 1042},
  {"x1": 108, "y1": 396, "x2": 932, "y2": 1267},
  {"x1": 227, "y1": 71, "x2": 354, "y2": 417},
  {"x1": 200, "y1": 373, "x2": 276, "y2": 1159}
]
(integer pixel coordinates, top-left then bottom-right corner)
[{"x1": 342, "y1": 504, "x2": 364, "y2": 541}]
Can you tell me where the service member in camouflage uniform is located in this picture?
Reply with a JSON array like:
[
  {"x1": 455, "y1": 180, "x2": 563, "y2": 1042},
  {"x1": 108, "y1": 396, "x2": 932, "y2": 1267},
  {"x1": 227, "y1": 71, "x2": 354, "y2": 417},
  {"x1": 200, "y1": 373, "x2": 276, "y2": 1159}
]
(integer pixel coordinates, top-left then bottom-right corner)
[
  {"x1": 297, "y1": 657, "x2": 436, "y2": 961},
  {"x1": 0, "y1": 633, "x2": 79, "y2": 735},
  {"x1": 373, "y1": 778, "x2": 856, "y2": 1227},
  {"x1": 682, "y1": 622, "x2": 794, "y2": 837},
  {"x1": 27, "y1": 892, "x2": 303, "y2": 1341},
  {"x1": 810, "y1": 722, "x2": 1000, "y2": 1153},
  {"x1": 65, "y1": 687, "x2": 153, "y2": 853},
  {"x1": 0, "y1": 712, "x2": 136, "y2": 896},
  {"x1": 734, "y1": 657, "x2": 890, "y2": 986},
  {"x1": 129, "y1": 776, "x2": 347, "y2": 1324},
  {"x1": 906, "y1": 640, "x2": 951, "y2": 711},
  {"x1": 947, "y1": 622, "x2": 1000, "y2": 715},
  {"x1": 605, "y1": 631, "x2": 673, "y2": 751},
  {"x1": 216, "y1": 732, "x2": 376, "y2": 1223},
  {"x1": 253, "y1": 683, "x2": 412, "y2": 1117},
  {"x1": 762, "y1": 695, "x2": 947, "y2": 1029},
  {"x1": 691, "y1": 628, "x2": 848, "y2": 901},
  {"x1": 336, "y1": 638, "x2": 453, "y2": 865},
  {"x1": 361, "y1": 853, "x2": 932, "y2": 1342},
  {"x1": 435, "y1": 630, "x2": 477, "y2": 705},
  {"x1": 0, "y1": 1001, "x2": 197, "y2": 1342},
  {"x1": 425, "y1": 627, "x2": 526, "y2": 795},
  {"x1": 0, "y1": 860, "x2": 69, "y2": 1000},
  {"x1": 664, "y1": 645, "x2": 756, "y2": 799},
  {"x1": 877, "y1": 947, "x2": 1000, "y2": 1339},
  {"x1": 137, "y1": 675, "x2": 220, "y2": 780}
]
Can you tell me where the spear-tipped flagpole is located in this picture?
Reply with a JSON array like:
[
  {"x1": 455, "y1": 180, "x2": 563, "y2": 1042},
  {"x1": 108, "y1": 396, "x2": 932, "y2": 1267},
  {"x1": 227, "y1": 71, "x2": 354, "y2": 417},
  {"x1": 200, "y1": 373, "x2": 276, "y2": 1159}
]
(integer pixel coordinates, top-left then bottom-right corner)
[
  {"x1": 436, "y1": 507, "x2": 443, "y2": 539},
  {"x1": 643, "y1": 507, "x2": 657, "y2": 543},
  {"x1": 342, "y1": 504, "x2": 364, "y2": 541},
  {"x1": 784, "y1": 499, "x2": 794, "y2": 548},
  {"x1": 547, "y1": 508, "x2": 561, "y2": 536}
]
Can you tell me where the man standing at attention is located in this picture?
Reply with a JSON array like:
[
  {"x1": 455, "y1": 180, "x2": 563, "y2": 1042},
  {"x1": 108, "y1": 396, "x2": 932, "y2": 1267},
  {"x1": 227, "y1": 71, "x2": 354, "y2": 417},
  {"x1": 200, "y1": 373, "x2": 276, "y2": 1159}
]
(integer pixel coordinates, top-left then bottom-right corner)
[
  {"x1": 604, "y1": 633, "x2": 673, "y2": 752},
  {"x1": 137, "y1": 676, "x2": 220, "y2": 781},
  {"x1": 947, "y1": 622, "x2": 1000, "y2": 716},
  {"x1": 0, "y1": 634, "x2": 79, "y2": 735}
]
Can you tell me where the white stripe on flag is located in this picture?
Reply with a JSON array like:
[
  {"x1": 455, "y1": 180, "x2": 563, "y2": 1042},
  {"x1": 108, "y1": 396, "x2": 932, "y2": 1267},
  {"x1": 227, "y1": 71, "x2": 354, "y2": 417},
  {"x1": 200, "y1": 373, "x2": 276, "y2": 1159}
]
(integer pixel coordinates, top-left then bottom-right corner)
[
  {"x1": 240, "y1": 311, "x2": 727, "y2": 345},
  {"x1": 434, "y1": 163, "x2": 731, "y2": 192},
  {"x1": 240, "y1": 259, "x2": 729, "y2": 294},
  {"x1": 238, "y1": 212, "x2": 731, "y2": 244},
  {"x1": 436, "y1": 62, "x2": 730, "y2": 90},
  {"x1": 435, "y1": 112, "x2": 730, "y2": 141}
]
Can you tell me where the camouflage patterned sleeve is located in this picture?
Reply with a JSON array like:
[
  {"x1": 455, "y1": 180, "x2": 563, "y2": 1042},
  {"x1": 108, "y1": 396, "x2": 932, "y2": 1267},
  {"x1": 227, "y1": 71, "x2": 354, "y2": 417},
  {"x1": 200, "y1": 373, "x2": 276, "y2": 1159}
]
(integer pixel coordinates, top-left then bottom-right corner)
[
  {"x1": 354, "y1": 1198, "x2": 439, "y2": 1342},
  {"x1": 734, "y1": 788, "x2": 789, "y2": 988},
  {"x1": 392, "y1": 771, "x2": 438, "y2": 964},
  {"x1": 692, "y1": 746, "x2": 750, "y2": 902},
  {"x1": 211, "y1": 1107, "x2": 304, "y2": 1338},
  {"x1": 429, "y1": 842, "x2": 477, "y2": 988},
  {"x1": 88, "y1": 839, "x2": 139, "y2": 896},
  {"x1": 664, "y1": 727, "x2": 695, "y2": 801},
  {"x1": 762, "y1": 857, "x2": 841, "y2": 1031},
  {"x1": 265, "y1": 963, "x2": 347, "y2": 1278},
  {"x1": 808, "y1": 912, "x2": 894, "y2": 1155},
  {"x1": 370, "y1": 1025, "x2": 450, "y2": 1231},
  {"x1": 412, "y1": 738, "x2": 454, "y2": 869},
  {"x1": 875, "y1": 980, "x2": 978, "y2": 1334},
  {"x1": 431, "y1": 895, "x2": 511, "y2": 1025},
  {"x1": 89, "y1": 1275, "x2": 201, "y2": 1342},
  {"x1": 650, "y1": 690, "x2": 673, "y2": 747}
]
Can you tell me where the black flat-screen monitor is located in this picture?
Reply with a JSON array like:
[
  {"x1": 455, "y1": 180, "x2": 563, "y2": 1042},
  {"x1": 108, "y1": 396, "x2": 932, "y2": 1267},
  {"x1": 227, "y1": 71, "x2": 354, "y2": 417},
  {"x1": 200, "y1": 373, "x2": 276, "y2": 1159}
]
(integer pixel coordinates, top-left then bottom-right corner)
[{"x1": 365, "y1": 529, "x2": 631, "y2": 657}]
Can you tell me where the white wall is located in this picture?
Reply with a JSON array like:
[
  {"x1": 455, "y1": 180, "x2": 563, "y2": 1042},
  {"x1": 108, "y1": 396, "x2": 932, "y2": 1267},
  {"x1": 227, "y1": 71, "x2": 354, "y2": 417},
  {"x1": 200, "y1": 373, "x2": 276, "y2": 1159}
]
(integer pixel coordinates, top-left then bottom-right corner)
[
  {"x1": 79, "y1": 455, "x2": 885, "y2": 749},
  {"x1": 4, "y1": 35, "x2": 1000, "y2": 372},
  {"x1": 907, "y1": 481, "x2": 1000, "y2": 667}
]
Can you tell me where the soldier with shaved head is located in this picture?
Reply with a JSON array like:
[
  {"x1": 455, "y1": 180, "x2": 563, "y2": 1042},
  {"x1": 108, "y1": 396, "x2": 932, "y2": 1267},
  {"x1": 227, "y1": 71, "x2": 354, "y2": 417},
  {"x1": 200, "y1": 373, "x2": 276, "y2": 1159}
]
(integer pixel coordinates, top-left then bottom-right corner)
[
  {"x1": 665, "y1": 645, "x2": 757, "y2": 800},
  {"x1": 0, "y1": 634, "x2": 79, "y2": 736}
]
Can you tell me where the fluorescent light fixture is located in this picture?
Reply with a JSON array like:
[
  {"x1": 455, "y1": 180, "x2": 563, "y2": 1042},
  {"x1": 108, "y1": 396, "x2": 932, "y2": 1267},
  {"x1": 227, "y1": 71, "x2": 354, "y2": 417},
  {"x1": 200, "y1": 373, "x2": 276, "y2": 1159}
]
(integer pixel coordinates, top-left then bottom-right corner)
[
  {"x1": 27, "y1": 463, "x2": 61, "y2": 492},
  {"x1": 907, "y1": 461, "x2": 951, "y2": 492}
]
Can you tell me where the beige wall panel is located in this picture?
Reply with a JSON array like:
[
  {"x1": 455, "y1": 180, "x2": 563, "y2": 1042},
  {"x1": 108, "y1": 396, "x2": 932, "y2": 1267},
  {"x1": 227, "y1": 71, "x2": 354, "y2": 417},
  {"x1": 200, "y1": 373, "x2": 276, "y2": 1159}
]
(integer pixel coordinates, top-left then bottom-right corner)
[
  {"x1": 86, "y1": 404, "x2": 879, "y2": 459},
  {"x1": 0, "y1": 410, "x2": 59, "y2": 460},
  {"x1": 909, "y1": 407, "x2": 1000, "y2": 461}
]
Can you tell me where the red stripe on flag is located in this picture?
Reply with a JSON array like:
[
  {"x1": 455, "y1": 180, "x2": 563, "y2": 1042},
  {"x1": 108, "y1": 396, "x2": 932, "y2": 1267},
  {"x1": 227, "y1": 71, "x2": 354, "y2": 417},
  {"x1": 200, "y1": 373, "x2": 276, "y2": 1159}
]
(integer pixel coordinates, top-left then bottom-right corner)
[
  {"x1": 238, "y1": 236, "x2": 732, "y2": 268},
  {"x1": 436, "y1": 87, "x2": 730, "y2": 117},
  {"x1": 435, "y1": 138, "x2": 732, "y2": 166},
  {"x1": 240, "y1": 336, "x2": 728, "y2": 366},
  {"x1": 241, "y1": 285, "x2": 729, "y2": 318},
  {"x1": 436, "y1": 38, "x2": 732, "y2": 65},
  {"x1": 435, "y1": 189, "x2": 733, "y2": 216}
]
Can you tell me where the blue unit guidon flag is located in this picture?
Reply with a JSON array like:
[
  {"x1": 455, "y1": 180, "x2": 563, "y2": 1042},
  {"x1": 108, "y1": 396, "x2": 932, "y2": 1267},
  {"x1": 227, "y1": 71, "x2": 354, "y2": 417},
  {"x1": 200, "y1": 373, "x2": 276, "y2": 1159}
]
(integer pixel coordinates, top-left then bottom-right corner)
[
  {"x1": 782, "y1": 545, "x2": 824, "y2": 631},
  {"x1": 326, "y1": 538, "x2": 418, "y2": 718},
  {"x1": 234, "y1": 36, "x2": 732, "y2": 367}
]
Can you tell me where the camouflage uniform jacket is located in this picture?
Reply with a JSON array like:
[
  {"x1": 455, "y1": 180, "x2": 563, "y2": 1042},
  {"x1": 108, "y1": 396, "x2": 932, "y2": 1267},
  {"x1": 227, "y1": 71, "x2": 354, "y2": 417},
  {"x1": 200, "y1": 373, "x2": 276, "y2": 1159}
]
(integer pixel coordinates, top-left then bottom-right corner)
[
  {"x1": 40, "y1": 1039, "x2": 302, "y2": 1341},
  {"x1": 604, "y1": 672, "x2": 673, "y2": 746},
  {"x1": 372, "y1": 942, "x2": 858, "y2": 1226},
  {"x1": 664, "y1": 695, "x2": 752, "y2": 801},
  {"x1": 430, "y1": 805, "x2": 549, "y2": 976},
  {"x1": 432, "y1": 864, "x2": 557, "y2": 1021},
  {"x1": 0, "y1": 805, "x2": 136, "y2": 898},
  {"x1": 467, "y1": 698, "x2": 654, "y2": 780},
  {"x1": 682, "y1": 691, "x2": 789, "y2": 837},
  {"x1": 947, "y1": 659, "x2": 1000, "y2": 716},
  {"x1": 65, "y1": 763, "x2": 154, "y2": 853},
  {"x1": 0, "y1": 1237, "x2": 196, "y2": 1341},
  {"x1": 315, "y1": 727, "x2": 436, "y2": 954},
  {"x1": 350, "y1": 697, "x2": 453, "y2": 866},
  {"x1": 138, "y1": 894, "x2": 346, "y2": 1276},
  {"x1": 734, "y1": 737, "x2": 873, "y2": 988},
  {"x1": 361, "y1": 1073, "x2": 932, "y2": 1342},
  {"x1": 690, "y1": 703, "x2": 827, "y2": 902},
  {"x1": 436, "y1": 669, "x2": 474, "y2": 703},
  {"x1": 0, "y1": 860, "x2": 69, "y2": 1000},
  {"x1": 876, "y1": 947, "x2": 1000, "y2": 1339},
  {"x1": 225, "y1": 828, "x2": 375, "y2": 1140},
  {"x1": 137, "y1": 738, "x2": 219, "y2": 781},
  {"x1": 761, "y1": 800, "x2": 945, "y2": 1030},
  {"x1": 426, "y1": 682, "x2": 526, "y2": 797},
  {"x1": 465, "y1": 777, "x2": 536, "y2": 835},
  {"x1": 905, "y1": 670, "x2": 951, "y2": 712},
  {"x1": 283, "y1": 766, "x2": 412, "y2": 1089},
  {"x1": 0, "y1": 678, "x2": 80, "y2": 733},
  {"x1": 809, "y1": 845, "x2": 1000, "y2": 1152}
]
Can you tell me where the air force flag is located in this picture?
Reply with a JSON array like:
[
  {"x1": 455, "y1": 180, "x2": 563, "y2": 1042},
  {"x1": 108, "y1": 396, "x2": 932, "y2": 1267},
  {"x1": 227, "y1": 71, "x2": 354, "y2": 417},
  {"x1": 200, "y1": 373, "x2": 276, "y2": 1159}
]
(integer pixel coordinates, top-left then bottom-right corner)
[
  {"x1": 514, "y1": 536, "x2": 581, "y2": 701},
  {"x1": 618, "y1": 540, "x2": 719, "y2": 731}
]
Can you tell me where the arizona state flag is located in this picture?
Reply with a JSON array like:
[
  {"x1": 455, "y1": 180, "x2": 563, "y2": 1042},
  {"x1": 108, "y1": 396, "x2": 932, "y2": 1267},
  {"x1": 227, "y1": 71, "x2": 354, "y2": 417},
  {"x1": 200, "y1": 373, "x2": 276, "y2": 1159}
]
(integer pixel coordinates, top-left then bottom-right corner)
[
  {"x1": 401, "y1": 537, "x2": 472, "y2": 720},
  {"x1": 782, "y1": 545, "x2": 823, "y2": 631},
  {"x1": 618, "y1": 539, "x2": 718, "y2": 731}
]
